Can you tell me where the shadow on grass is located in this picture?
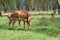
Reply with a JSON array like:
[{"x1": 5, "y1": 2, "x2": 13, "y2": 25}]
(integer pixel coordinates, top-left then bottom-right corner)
[{"x1": 8, "y1": 28, "x2": 25, "y2": 30}]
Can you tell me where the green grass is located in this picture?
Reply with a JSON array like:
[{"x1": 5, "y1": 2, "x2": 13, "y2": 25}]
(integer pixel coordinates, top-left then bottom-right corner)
[{"x1": 0, "y1": 15, "x2": 60, "y2": 40}]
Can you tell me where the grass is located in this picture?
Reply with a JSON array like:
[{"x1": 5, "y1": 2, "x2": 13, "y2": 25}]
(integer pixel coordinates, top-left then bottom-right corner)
[{"x1": 0, "y1": 14, "x2": 60, "y2": 40}]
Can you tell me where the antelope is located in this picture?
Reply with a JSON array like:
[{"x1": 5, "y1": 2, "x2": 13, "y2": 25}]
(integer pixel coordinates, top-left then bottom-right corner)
[
  {"x1": 51, "y1": 10, "x2": 56, "y2": 18},
  {"x1": 8, "y1": 10, "x2": 31, "y2": 29}
]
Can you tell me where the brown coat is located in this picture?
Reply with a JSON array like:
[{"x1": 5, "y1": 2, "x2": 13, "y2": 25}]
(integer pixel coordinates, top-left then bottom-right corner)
[{"x1": 8, "y1": 10, "x2": 31, "y2": 29}]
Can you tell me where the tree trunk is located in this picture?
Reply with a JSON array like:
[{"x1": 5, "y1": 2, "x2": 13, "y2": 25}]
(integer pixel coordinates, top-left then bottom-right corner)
[
  {"x1": 16, "y1": 0, "x2": 20, "y2": 10},
  {"x1": 3, "y1": 0, "x2": 7, "y2": 13},
  {"x1": 26, "y1": 4, "x2": 29, "y2": 11},
  {"x1": 58, "y1": 0, "x2": 60, "y2": 14}
]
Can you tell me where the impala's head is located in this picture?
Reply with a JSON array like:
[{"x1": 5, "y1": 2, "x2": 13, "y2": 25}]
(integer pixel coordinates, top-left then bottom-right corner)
[{"x1": 0, "y1": 12, "x2": 3, "y2": 17}]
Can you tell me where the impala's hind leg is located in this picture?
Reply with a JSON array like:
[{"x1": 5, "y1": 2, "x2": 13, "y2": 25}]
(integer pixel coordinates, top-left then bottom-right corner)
[
  {"x1": 9, "y1": 20, "x2": 12, "y2": 25},
  {"x1": 12, "y1": 20, "x2": 16, "y2": 29},
  {"x1": 8, "y1": 18, "x2": 13, "y2": 25}
]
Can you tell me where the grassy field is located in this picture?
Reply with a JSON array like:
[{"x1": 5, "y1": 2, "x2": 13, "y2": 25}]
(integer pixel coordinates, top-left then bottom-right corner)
[{"x1": 0, "y1": 14, "x2": 60, "y2": 40}]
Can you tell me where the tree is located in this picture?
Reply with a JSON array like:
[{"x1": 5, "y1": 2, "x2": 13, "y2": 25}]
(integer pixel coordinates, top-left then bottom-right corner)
[
  {"x1": 16, "y1": 0, "x2": 21, "y2": 10},
  {"x1": 58, "y1": 0, "x2": 60, "y2": 14},
  {"x1": 0, "y1": 0, "x2": 17, "y2": 12},
  {"x1": 25, "y1": 0, "x2": 31, "y2": 11}
]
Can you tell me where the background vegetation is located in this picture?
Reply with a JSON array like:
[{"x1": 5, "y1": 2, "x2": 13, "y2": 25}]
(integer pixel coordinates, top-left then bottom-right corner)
[{"x1": 0, "y1": 0, "x2": 59, "y2": 12}]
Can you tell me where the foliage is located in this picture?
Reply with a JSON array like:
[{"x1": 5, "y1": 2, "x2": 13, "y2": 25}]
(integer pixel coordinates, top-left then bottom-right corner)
[{"x1": 0, "y1": 0, "x2": 59, "y2": 11}]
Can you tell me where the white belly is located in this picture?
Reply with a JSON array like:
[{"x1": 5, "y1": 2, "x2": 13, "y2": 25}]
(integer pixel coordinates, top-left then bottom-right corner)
[
  {"x1": 21, "y1": 18, "x2": 27, "y2": 22},
  {"x1": 13, "y1": 17, "x2": 27, "y2": 22}
]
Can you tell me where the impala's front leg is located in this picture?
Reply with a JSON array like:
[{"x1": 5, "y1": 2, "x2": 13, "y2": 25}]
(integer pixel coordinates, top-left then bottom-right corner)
[
  {"x1": 23, "y1": 21, "x2": 25, "y2": 29},
  {"x1": 27, "y1": 16, "x2": 31, "y2": 26},
  {"x1": 27, "y1": 21, "x2": 30, "y2": 26},
  {"x1": 18, "y1": 17, "x2": 21, "y2": 26}
]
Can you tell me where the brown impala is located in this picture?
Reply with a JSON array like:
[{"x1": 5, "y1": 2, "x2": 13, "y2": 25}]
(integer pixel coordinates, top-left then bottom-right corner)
[
  {"x1": 51, "y1": 10, "x2": 56, "y2": 17},
  {"x1": 8, "y1": 10, "x2": 31, "y2": 29}
]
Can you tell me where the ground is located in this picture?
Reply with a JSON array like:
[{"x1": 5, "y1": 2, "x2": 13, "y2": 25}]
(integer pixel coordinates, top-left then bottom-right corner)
[{"x1": 0, "y1": 12, "x2": 60, "y2": 40}]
